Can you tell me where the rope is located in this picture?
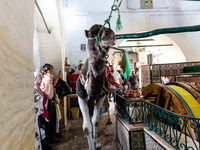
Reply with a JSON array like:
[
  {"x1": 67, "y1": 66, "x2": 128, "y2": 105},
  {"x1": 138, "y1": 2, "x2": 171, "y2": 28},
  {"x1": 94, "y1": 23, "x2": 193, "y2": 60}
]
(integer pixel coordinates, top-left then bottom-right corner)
[{"x1": 88, "y1": 0, "x2": 123, "y2": 57}]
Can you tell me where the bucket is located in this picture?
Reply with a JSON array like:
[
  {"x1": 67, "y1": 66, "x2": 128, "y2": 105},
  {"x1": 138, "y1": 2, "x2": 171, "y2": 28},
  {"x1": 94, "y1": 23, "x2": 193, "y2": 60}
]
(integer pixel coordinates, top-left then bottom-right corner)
[
  {"x1": 70, "y1": 107, "x2": 79, "y2": 119},
  {"x1": 100, "y1": 106, "x2": 104, "y2": 113}
]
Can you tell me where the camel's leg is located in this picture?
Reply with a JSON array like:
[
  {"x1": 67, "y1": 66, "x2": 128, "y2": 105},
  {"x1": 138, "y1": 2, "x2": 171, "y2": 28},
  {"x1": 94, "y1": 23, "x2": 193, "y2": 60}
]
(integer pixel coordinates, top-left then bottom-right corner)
[
  {"x1": 92, "y1": 95, "x2": 106, "y2": 149},
  {"x1": 78, "y1": 97, "x2": 95, "y2": 150},
  {"x1": 105, "y1": 95, "x2": 112, "y2": 124}
]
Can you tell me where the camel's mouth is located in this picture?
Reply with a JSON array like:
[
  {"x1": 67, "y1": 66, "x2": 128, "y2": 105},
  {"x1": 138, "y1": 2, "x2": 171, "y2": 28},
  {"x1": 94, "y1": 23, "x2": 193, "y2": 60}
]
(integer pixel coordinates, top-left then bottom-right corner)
[{"x1": 101, "y1": 39, "x2": 116, "y2": 47}]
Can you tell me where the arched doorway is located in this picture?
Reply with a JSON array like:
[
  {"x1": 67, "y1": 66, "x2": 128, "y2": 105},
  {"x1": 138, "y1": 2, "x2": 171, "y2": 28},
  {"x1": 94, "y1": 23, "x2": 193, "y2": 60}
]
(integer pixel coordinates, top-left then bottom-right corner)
[{"x1": 109, "y1": 18, "x2": 199, "y2": 63}]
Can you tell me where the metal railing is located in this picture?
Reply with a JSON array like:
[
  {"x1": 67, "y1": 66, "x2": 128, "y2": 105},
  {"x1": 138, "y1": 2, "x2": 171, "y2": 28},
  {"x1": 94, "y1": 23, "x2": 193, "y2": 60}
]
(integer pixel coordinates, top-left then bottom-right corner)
[{"x1": 116, "y1": 93, "x2": 200, "y2": 150}]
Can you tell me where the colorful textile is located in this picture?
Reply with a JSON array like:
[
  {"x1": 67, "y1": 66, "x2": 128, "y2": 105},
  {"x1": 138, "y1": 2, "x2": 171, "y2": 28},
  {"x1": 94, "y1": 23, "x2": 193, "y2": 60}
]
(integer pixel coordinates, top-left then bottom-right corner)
[
  {"x1": 41, "y1": 94, "x2": 49, "y2": 118},
  {"x1": 106, "y1": 66, "x2": 120, "y2": 89},
  {"x1": 34, "y1": 90, "x2": 44, "y2": 150},
  {"x1": 80, "y1": 74, "x2": 85, "y2": 86},
  {"x1": 67, "y1": 73, "x2": 79, "y2": 90},
  {"x1": 34, "y1": 73, "x2": 43, "y2": 96},
  {"x1": 40, "y1": 73, "x2": 54, "y2": 100},
  {"x1": 123, "y1": 52, "x2": 133, "y2": 80},
  {"x1": 54, "y1": 94, "x2": 62, "y2": 121},
  {"x1": 120, "y1": 52, "x2": 133, "y2": 80}
]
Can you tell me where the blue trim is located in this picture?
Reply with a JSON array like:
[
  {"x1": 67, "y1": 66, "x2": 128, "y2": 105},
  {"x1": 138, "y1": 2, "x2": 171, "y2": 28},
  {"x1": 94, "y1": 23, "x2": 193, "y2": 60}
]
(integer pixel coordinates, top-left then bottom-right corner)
[
  {"x1": 144, "y1": 130, "x2": 167, "y2": 150},
  {"x1": 167, "y1": 86, "x2": 195, "y2": 118}
]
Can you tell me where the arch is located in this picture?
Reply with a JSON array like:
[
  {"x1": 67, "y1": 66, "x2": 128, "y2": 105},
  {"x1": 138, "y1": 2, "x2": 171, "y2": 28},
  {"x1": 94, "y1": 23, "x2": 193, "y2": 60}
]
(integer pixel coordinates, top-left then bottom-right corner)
[{"x1": 109, "y1": 18, "x2": 199, "y2": 62}]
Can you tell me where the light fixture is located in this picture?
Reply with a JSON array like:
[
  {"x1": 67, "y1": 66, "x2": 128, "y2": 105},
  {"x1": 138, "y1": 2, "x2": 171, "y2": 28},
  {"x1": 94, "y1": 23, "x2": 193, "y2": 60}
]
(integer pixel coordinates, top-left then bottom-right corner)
[
  {"x1": 114, "y1": 53, "x2": 117, "y2": 59},
  {"x1": 136, "y1": 62, "x2": 141, "y2": 68},
  {"x1": 111, "y1": 59, "x2": 114, "y2": 64}
]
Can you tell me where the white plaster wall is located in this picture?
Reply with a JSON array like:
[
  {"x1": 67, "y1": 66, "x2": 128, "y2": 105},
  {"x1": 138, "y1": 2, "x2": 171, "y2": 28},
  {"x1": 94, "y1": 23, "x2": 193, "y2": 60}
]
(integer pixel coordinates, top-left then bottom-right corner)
[
  {"x1": 33, "y1": 21, "x2": 43, "y2": 71},
  {"x1": 118, "y1": 34, "x2": 186, "y2": 64},
  {"x1": 34, "y1": 0, "x2": 63, "y2": 75},
  {"x1": 58, "y1": 0, "x2": 67, "y2": 78},
  {"x1": 111, "y1": 53, "x2": 136, "y2": 71},
  {"x1": 63, "y1": 0, "x2": 200, "y2": 67},
  {"x1": 127, "y1": 0, "x2": 200, "y2": 11},
  {"x1": 0, "y1": 0, "x2": 35, "y2": 150}
]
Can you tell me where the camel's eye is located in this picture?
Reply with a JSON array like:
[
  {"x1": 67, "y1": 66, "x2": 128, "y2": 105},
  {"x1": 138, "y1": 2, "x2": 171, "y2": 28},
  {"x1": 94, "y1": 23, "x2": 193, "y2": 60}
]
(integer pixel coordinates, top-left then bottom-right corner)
[{"x1": 104, "y1": 31, "x2": 110, "y2": 36}]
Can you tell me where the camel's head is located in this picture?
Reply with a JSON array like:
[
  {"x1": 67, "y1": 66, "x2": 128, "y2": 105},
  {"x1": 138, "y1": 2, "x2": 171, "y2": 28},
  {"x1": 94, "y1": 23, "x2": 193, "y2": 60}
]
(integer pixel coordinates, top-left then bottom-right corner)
[{"x1": 85, "y1": 24, "x2": 116, "y2": 50}]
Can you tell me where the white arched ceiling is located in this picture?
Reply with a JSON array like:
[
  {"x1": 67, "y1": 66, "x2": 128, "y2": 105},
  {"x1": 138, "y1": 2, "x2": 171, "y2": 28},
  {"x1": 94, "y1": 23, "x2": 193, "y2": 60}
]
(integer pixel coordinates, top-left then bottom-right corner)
[{"x1": 109, "y1": 18, "x2": 199, "y2": 62}]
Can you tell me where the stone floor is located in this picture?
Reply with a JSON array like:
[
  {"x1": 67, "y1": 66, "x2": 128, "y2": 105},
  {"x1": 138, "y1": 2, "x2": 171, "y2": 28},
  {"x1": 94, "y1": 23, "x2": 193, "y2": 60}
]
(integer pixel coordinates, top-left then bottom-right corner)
[{"x1": 52, "y1": 100, "x2": 121, "y2": 150}]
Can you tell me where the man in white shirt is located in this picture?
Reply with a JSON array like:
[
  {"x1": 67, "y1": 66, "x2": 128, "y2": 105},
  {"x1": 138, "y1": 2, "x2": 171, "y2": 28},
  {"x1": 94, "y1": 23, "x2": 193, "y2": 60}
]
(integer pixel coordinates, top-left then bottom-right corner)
[{"x1": 109, "y1": 65, "x2": 123, "y2": 103}]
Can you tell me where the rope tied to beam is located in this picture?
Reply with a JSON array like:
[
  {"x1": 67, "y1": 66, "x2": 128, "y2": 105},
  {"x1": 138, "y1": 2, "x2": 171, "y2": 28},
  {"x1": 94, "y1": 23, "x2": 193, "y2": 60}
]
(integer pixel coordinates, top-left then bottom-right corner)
[{"x1": 88, "y1": 0, "x2": 123, "y2": 56}]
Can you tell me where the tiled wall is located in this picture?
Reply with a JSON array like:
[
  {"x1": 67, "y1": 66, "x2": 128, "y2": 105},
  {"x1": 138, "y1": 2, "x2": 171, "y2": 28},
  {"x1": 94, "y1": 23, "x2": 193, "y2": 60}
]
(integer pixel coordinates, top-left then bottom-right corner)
[
  {"x1": 159, "y1": 62, "x2": 200, "y2": 76},
  {"x1": 141, "y1": 65, "x2": 151, "y2": 87},
  {"x1": 131, "y1": 132, "x2": 145, "y2": 150},
  {"x1": 114, "y1": 114, "x2": 173, "y2": 150},
  {"x1": 115, "y1": 116, "x2": 145, "y2": 150},
  {"x1": 141, "y1": 62, "x2": 200, "y2": 86},
  {"x1": 152, "y1": 77, "x2": 161, "y2": 83},
  {"x1": 144, "y1": 132, "x2": 166, "y2": 150},
  {"x1": 116, "y1": 119, "x2": 129, "y2": 150},
  {"x1": 152, "y1": 65, "x2": 160, "y2": 77}
]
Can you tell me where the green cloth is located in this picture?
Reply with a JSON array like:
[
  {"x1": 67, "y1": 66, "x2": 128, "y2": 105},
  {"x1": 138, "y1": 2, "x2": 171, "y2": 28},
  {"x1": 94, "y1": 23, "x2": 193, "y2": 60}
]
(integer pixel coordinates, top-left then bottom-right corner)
[{"x1": 122, "y1": 51, "x2": 133, "y2": 79}]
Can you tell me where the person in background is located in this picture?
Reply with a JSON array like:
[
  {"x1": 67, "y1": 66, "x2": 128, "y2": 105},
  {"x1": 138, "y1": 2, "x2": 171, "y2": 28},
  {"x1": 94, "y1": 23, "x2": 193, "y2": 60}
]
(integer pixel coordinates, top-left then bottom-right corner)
[
  {"x1": 34, "y1": 72, "x2": 53, "y2": 150},
  {"x1": 54, "y1": 89, "x2": 62, "y2": 137},
  {"x1": 109, "y1": 65, "x2": 123, "y2": 103},
  {"x1": 119, "y1": 69, "x2": 129, "y2": 92},
  {"x1": 128, "y1": 69, "x2": 139, "y2": 90},
  {"x1": 40, "y1": 66, "x2": 54, "y2": 100},
  {"x1": 41, "y1": 64, "x2": 61, "y2": 145},
  {"x1": 34, "y1": 73, "x2": 45, "y2": 150}
]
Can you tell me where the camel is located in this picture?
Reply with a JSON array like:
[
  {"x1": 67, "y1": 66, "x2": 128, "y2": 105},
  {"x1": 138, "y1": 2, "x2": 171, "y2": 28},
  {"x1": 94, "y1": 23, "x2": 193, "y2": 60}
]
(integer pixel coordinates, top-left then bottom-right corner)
[{"x1": 76, "y1": 24, "x2": 116, "y2": 150}]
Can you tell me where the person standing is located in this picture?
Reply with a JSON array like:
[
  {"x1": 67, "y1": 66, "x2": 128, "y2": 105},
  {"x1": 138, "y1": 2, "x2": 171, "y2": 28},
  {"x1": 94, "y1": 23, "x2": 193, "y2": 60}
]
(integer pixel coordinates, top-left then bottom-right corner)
[
  {"x1": 128, "y1": 69, "x2": 139, "y2": 90},
  {"x1": 109, "y1": 65, "x2": 123, "y2": 103},
  {"x1": 40, "y1": 64, "x2": 61, "y2": 145}
]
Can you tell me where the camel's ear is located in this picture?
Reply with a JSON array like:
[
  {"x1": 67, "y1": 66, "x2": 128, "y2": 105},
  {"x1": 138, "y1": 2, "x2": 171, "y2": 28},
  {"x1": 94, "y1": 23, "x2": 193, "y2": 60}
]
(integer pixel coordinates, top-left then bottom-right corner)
[{"x1": 85, "y1": 30, "x2": 89, "y2": 38}]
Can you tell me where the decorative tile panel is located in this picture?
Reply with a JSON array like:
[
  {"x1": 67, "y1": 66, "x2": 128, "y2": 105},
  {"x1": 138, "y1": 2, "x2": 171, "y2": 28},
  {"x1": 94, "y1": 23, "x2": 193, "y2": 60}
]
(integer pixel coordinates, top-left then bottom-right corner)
[
  {"x1": 160, "y1": 63, "x2": 184, "y2": 76},
  {"x1": 141, "y1": 65, "x2": 150, "y2": 87},
  {"x1": 144, "y1": 132, "x2": 166, "y2": 150},
  {"x1": 116, "y1": 119, "x2": 129, "y2": 150},
  {"x1": 152, "y1": 65, "x2": 160, "y2": 77},
  {"x1": 189, "y1": 62, "x2": 196, "y2": 66},
  {"x1": 140, "y1": 0, "x2": 153, "y2": 9},
  {"x1": 159, "y1": 62, "x2": 200, "y2": 76},
  {"x1": 152, "y1": 77, "x2": 161, "y2": 83},
  {"x1": 131, "y1": 132, "x2": 145, "y2": 150},
  {"x1": 115, "y1": 115, "x2": 146, "y2": 150}
]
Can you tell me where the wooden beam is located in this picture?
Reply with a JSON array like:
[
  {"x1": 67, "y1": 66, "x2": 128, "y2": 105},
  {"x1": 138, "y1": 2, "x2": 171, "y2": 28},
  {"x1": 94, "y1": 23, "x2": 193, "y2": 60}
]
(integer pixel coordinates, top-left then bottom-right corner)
[
  {"x1": 110, "y1": 46, "x2": 125, "y2": 52},
  {"x1": 164, "y1": 92, "x2": 172, "y2": 110},
  {"x1": 156, "y1": 87, "x2": 163, "y2": 106}
]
